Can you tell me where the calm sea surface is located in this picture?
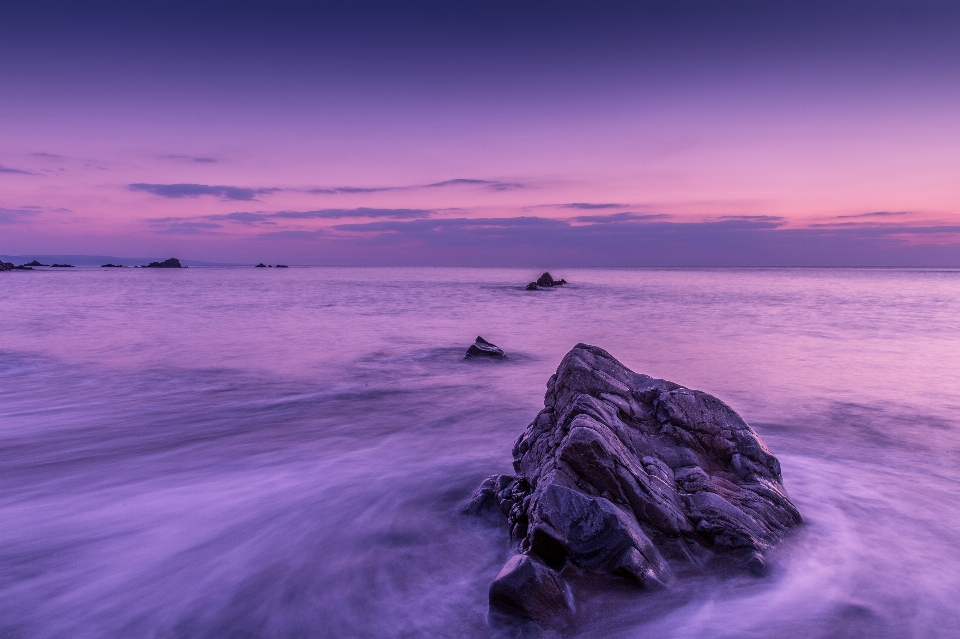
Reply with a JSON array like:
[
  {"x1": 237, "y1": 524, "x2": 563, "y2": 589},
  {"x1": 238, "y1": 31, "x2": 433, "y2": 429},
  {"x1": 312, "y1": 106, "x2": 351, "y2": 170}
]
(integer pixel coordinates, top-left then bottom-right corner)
[{"x1": 2, "y1": 267, "x2": 959, "y2": 638}]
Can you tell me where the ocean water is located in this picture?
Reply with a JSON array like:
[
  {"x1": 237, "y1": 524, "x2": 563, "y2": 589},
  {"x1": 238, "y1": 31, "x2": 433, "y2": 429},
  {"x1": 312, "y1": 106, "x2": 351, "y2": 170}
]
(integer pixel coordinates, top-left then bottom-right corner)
[{"x1": 1, "y1": 266, "x2": 959, "y2": 638}]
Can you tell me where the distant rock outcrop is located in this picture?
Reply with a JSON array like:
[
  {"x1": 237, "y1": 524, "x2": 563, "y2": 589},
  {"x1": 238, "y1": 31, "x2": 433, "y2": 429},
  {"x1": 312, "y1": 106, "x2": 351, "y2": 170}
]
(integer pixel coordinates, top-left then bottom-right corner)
[
  {"x1": 465, "y1": 336, "x2": 506, "y2": 359},
  {"x1": 256, "y1": 263, "x2": 267, "y2": 268},
  {"x1": 24, "y1": 260, "x2": 47, "y2": 266},
  {"x1": 50, "y1": 264, "x2": 74, "y2": 268},
  {"x1": 464, "y1": 344, "x2": 801, "y2": 631},
  {"x1": 275, "y1": 264, "x2": 289, "y2": 268},
  {"x1": 145, "y1": 258, "x2": 183, "y2": 268},
  {"x1": 525, "y1": 272, "x2": 567, "y2": 290},
  {"x1": 101, "y1": 263, "x2": 124, "y2": 268}
]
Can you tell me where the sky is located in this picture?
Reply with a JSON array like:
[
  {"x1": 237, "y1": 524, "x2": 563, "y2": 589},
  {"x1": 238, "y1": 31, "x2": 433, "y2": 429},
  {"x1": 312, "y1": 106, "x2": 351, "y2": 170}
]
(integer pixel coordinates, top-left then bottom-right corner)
[{"x1": 2, "y1": 0, "x2": 959, "y2": 266}]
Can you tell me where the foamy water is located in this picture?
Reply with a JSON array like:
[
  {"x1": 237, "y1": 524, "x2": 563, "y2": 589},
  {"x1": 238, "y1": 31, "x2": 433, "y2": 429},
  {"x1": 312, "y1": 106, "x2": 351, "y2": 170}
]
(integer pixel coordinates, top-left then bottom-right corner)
[{"x1": 2, "y1": 267, "x2": 959, "y2": 638}]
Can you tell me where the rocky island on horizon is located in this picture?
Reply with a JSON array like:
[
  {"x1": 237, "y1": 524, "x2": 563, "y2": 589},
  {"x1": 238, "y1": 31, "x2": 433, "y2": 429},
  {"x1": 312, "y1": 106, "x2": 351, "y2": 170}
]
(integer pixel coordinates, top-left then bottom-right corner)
[{"x1": 144, "y1": 258, "x2": 184, "y2": 268}]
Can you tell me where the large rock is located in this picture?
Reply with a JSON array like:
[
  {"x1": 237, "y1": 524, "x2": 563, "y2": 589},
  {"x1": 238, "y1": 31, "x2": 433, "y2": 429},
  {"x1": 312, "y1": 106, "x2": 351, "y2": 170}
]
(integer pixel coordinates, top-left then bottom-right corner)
[{"x1": 465, "y1": 344, "x2": 801, "y2": 625}]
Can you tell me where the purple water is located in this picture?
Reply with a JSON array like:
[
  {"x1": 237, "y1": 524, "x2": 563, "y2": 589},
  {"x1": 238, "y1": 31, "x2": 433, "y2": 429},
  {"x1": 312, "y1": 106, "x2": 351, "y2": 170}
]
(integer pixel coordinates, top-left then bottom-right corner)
[{"x1": 2, "y1": 267, "x2": 959, "y2": 638}]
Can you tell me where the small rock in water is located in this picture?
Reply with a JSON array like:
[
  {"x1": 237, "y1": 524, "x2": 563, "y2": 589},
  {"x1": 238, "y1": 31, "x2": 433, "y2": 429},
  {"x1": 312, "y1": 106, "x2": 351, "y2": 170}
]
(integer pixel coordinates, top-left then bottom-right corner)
[
  {"x1": 145, "y1": 258, "x2": 183, "y2": 268},
  {"x1": 526, "y1": 272, "x2": 567, "y2": 289},
  {"x1": 464, "y1": 343, "x2": 802, "y2": 628},
  {"x1": 256, "y1": 263, "x2": 267, "y2": 268},
  {"x1": 25, "y1": 260, "x2": 47, "y2": 266},
  {"x1": 275, "y1": 264, "x2": 289, "y2": 268},
  {"x1": 537, "y1": 272, "x2": 556, "y2": 287},
  {"x1": 50, "y1": 263, "x2": 74, "y2": 268},
  {"x1": 101, "y1": 263, "x2": 124, "y2": 268},
  {"x1": 465, "y1": 336, "x2": 506, "y2": 359}
]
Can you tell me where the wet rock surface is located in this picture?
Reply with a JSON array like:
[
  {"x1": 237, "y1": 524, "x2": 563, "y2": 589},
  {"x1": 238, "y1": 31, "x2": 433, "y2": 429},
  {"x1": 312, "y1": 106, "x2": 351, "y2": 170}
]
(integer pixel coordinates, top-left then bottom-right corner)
[
  {"x1": 465, "y1": 336, "x2": 506, "y2": 359},
  {"x1": 465, "y1": 343, "x2": 801, "y2": 628}
]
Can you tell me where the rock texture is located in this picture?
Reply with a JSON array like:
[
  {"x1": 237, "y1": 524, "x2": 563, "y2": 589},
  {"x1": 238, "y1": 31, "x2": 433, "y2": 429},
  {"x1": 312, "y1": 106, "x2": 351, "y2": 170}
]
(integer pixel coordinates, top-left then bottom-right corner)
[
  {"x1": 465, "y1": 344, "x2": 801, "y2": 629},
  {"x1": 465, "y1": 336, "x2": 506, "y2": 359}
]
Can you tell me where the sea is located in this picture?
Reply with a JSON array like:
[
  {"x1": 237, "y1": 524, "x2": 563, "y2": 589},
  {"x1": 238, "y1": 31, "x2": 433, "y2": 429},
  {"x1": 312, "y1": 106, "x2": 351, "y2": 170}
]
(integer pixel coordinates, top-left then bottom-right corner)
[{"x1": 2, "y1": 266, "x2": 959, "y2": 638}]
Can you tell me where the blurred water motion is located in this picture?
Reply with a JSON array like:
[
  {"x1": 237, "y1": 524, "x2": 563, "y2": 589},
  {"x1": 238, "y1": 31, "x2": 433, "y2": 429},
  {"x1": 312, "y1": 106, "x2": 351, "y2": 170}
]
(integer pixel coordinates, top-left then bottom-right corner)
[{"x1": 2, "y1": 267, "x2": 959, "y2": 638}]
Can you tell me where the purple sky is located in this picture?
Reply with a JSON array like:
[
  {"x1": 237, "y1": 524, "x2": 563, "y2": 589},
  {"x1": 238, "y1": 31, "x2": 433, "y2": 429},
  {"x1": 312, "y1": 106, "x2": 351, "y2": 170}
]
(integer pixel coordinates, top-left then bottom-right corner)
[{"x1": 2, "y1": 1, "x2": 959, "y2": 265}]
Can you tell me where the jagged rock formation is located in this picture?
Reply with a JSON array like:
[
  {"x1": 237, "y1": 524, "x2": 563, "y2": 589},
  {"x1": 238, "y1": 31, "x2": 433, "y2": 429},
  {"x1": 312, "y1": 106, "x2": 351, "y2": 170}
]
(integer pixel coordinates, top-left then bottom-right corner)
[
  {"x1": 465, "y1": 336, "x2": 506, "y2": 359},
  {"x1": 465, "y1": 344, "x2": 801, "y2": 630}
]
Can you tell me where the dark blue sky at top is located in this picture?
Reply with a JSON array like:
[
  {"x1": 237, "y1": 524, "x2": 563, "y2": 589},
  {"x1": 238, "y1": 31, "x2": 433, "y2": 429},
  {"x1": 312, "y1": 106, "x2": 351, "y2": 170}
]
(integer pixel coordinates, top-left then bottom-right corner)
[{"x1": 5, "y1": 1, "x2": 958, "y2": 111}]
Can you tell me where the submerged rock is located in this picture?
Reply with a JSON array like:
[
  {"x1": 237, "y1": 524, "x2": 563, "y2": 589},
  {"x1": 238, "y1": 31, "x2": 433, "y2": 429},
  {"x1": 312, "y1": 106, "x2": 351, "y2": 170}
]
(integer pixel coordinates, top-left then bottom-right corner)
[
  {"x1": 145, "y1": 258, "x2": 183, "y2": 268},
  {"x1": 465, "y1": 336, "x2": 506, "y2": 359},
  {"x1": 465, "y1": 344, "x2": 801, "y2": 627},
  {"x1": 525, "y1": 282, "x2": 540, "y2": 291}
]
